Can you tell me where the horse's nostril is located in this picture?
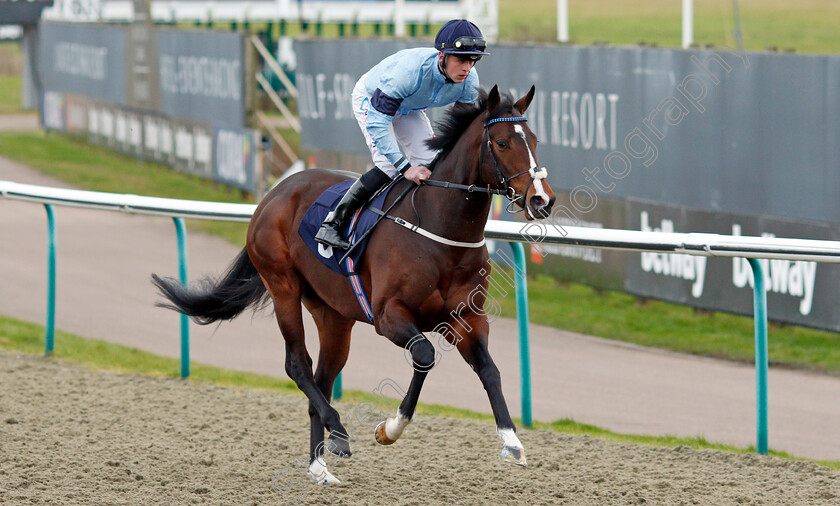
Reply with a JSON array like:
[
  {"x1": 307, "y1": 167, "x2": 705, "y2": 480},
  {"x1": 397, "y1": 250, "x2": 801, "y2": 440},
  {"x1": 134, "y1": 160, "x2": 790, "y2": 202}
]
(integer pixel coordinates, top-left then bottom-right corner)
[{"x1": 530, "y1": 195, "x2": 547, "y2": 209}]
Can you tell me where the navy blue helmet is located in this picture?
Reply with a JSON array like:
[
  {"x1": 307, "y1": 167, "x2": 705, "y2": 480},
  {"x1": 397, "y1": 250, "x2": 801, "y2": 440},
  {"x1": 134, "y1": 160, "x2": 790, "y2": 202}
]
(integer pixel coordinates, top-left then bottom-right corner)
[{"x1": 434, "y1": 19, "x2": 490, "y2": 61}]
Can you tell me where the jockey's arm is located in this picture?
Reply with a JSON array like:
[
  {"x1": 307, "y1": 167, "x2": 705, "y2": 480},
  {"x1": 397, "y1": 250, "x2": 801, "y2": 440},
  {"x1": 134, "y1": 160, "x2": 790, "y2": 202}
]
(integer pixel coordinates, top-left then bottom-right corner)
[
  {"x1": 365, "y1": 69, "x2": 419, "y2": 176},
  {"x1": 365, "y1": 65, "x2": 479, "y2": 179}
]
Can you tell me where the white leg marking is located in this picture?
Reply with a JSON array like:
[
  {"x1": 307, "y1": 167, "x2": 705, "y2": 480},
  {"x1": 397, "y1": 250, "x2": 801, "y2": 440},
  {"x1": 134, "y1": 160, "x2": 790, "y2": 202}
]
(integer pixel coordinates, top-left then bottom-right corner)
[
  {"x1": 307, "y1": 457, "x2": 341, "y2": 485},
  {"x1": 497, "y1": 427, "x2": 524, "y2": 449},
  {"x1": 384, "y1": 410, "x2": 412, "y2": 441}
]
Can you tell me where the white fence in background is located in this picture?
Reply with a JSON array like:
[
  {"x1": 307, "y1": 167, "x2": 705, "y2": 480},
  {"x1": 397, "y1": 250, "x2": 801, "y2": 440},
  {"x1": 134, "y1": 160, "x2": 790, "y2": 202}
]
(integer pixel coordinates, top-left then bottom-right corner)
[
  {"x1": 42, "y1": 0, "x2": 499, "y2": 41},
  {"x1": 4, "y1": 180, "x2": 840, "y2": 262}
]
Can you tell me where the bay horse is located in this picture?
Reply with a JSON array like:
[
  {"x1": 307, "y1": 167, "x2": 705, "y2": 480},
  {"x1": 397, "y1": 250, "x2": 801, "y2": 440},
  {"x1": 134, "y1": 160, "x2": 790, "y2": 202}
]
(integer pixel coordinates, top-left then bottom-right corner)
[{"x1": 152, "y1": 85, "x2": 555, "y2": 485}]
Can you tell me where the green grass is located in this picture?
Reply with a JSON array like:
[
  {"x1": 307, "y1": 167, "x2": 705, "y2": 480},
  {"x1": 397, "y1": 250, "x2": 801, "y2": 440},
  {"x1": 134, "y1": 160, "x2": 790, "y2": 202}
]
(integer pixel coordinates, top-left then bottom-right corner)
[
  {"x1": 0, "y1": 130, "x2": 251, "y2": 245},
  {"x1": 0, "y1": 314, "x2": 302, "y2": 394},
  {"x1": 2, "y1": 313, "x2": 837, "y2": 471},
  {"x1": 499, "y1": 0, "x2": 840, "y2": 53},
  {"x1": 489, "y1": 273, "x2": 840, "y2": 375},
  {"x1": 0, "y1": 75, "x2": 25, "y2": 115}
]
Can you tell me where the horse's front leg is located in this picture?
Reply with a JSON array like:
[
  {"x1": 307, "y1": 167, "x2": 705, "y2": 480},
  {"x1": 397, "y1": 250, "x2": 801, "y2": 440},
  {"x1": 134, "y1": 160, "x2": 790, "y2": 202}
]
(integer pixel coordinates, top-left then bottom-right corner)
[
  {"x1": 373, "y1": 301, "x2": 437, "y2": 445},
  {"x1": 454, "y1": 316, "x2": 527, "y2": 466}
]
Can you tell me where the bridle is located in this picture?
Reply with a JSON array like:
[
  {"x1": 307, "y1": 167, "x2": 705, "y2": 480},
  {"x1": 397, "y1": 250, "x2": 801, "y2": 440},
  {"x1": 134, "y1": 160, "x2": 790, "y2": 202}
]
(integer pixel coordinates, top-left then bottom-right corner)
[
  {"x1": 481, "y1": 116, "x2": 548, "y2": 213},
  {"x1": 346, "y1": 114, "x2": 548, "y2": 257},
  {"x1": 421, "y1": 115, "x2": 548, "y2": 214}
]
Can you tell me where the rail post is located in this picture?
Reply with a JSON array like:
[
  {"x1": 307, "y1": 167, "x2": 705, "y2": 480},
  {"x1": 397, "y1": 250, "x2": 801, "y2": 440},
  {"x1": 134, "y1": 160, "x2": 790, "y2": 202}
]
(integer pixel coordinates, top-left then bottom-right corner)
[
  {"x1": 509, "y1": 242, "x2": 533, "y2": 427},
  {"x1": 44, "y1": 204, "x2": 56, "y2": 355},
  {"x1": 173, "y1": 218, "x2": 190, "y2": 378},
  {"x1": 333, "y1": 370, "x2": 343, "y2": 400},
  {"x1": 747, "y1": 258, "x2": 768, "y2": 454}
]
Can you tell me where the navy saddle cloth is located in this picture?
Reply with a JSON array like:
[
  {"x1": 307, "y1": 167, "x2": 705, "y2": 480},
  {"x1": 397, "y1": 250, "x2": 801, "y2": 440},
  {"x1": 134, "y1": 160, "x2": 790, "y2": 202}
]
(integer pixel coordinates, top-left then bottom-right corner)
[{"x1": 298, "y1": 179, "x2": 394, "y2": 276}]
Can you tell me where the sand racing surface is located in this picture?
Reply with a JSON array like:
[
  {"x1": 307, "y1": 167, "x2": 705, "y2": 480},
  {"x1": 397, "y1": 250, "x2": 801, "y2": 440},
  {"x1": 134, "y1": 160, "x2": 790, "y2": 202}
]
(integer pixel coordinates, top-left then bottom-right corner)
[{"x1": 1, "y1": 350, "x2": 838, "y2": 505}]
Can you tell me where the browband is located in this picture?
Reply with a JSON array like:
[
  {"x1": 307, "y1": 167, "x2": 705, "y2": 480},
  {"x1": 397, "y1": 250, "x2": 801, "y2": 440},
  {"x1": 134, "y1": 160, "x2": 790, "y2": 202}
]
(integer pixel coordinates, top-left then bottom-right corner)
[{"x1": 484, "y1": 116, "x2": 528, "y2": 126}]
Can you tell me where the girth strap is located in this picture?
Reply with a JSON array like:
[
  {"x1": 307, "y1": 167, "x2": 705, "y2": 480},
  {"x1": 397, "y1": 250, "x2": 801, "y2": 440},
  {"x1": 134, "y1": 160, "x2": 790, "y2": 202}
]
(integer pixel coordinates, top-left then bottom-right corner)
[
  {"x1": 367, "y1": 206, "x2": 486, "y2": 248},
  {"x1": 389, "y1": 216, "x2": 486, "y2": 248}
]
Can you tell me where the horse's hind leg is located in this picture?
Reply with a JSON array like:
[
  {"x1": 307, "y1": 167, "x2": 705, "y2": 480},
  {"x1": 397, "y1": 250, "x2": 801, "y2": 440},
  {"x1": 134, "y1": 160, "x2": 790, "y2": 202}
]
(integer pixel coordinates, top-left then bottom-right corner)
[
  {"x1": 264, "y1": 275, "x2": 351, "y2": 484},
  {"x1": 302, "y1": 296, "x2": 354, "y2": 469}
]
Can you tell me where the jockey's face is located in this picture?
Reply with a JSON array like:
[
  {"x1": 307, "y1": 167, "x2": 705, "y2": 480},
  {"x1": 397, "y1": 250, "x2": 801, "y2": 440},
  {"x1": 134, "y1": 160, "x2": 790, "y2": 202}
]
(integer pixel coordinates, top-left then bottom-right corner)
[{"x1": 438, "y1": 52, "x2": 476, "y2": 83}]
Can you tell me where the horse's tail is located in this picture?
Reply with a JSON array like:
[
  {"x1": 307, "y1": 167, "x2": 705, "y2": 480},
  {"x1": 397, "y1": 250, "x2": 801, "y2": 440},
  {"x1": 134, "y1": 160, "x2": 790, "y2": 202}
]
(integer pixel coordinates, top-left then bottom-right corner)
[{"x1": 151, "y1": 248, "x2": 270, "y2": 325}]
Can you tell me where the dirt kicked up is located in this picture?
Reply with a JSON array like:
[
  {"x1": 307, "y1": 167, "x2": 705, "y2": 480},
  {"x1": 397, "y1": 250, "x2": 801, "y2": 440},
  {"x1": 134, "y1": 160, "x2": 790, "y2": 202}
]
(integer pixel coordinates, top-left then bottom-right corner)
[{"x1": 1, "y1": 350, "x2": 838, "y2": 505}]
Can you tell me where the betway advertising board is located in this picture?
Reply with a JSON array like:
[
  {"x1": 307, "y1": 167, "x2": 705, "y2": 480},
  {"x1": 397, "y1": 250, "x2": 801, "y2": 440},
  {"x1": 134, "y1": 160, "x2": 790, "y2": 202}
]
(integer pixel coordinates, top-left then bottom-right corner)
[{"x1": 624, "y1": 200, "x2": 840, "y2": 331}]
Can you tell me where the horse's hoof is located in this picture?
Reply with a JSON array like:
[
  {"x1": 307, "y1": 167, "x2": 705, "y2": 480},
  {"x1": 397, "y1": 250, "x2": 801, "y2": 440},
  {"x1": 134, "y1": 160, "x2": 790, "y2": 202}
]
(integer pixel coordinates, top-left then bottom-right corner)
[
  {"x1": 307, "y1": 458, "x2": 341, "y2": 485},
  {"x1": 307, "y1": 469, "x2": 341, "y2": 485},
  {"x1": 327, "y1": 437, "x2": 352, "y2": 458},
  {"x1": 500, "y1": 445, "x2": 527, "y2": 467},
  {"x1": 375, "y1": 420, "x2": 396, "y2": 445}
]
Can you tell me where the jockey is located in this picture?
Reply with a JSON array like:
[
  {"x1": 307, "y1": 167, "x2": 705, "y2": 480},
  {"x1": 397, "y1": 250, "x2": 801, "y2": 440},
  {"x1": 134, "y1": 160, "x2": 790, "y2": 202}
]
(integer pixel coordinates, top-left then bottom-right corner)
[{"x1": 315, "y1": 19, "x2": 489, "y2": 249}]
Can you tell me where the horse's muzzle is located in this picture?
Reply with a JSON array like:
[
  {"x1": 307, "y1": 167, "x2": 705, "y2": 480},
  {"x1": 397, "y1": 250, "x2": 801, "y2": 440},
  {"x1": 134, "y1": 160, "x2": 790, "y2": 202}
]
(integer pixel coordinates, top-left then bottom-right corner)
[{"x1": 529, "y1": 194, "x2": 555, "y2": 219}]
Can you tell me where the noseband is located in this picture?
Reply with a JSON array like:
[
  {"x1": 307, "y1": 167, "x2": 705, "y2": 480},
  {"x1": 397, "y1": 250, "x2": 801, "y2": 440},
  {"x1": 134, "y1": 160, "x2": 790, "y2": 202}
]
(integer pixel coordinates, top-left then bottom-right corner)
[{"x1": 421, "y1": 115, "x2": 548, "y2": 214}]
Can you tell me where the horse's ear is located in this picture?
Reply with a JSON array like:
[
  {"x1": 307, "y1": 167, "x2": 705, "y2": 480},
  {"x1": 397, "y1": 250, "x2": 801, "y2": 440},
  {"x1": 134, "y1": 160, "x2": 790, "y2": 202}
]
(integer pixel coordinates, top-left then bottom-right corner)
[
  {"x1": 514, "y1": 85, "x2": 536, "y2": 114},
  {"x1": 487, "y1": 85, "x2": 501, "y2": 113}
]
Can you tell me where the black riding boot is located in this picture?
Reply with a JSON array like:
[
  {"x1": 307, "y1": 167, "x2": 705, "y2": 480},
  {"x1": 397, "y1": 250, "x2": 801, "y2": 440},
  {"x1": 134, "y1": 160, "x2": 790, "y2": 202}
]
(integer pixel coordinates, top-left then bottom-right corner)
[{"x1": 315, "y1": 169, "x2": 390, "y2": 249}]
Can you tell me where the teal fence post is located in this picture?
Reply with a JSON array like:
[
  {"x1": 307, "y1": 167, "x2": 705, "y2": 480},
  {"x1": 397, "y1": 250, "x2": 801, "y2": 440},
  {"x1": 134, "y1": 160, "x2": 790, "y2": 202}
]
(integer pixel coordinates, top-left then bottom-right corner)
[
  {"x1": 173, "y1": 218, "x2": 190, "y2": 378},
  {"x1": 44, "y1": 204, "x2": 56, "y2": 355},
  {"x1": 747, "y1": 258, "x2": 768, "y2": 455},
  {"x1": 509, "y1": 242, "x2": 532, "y2": 427},
  {"x1": 333, "y1": 371, "x2": 343, "y2": 401}
]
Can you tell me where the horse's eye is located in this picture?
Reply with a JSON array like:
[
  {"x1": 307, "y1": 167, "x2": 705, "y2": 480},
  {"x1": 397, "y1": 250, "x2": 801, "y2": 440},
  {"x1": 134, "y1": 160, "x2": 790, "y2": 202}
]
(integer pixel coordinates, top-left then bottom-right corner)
[{"x1": 496, "y1": 139, "x2": 508, "y2": 149}]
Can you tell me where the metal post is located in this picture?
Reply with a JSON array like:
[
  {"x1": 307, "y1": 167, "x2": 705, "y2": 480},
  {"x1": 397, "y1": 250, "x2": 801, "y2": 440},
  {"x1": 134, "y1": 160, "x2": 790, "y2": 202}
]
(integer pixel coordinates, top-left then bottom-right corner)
[
  {"x1": 266, "y1": 22, "x2": 274, "y2": 52},
  {"x1": 682, "y1": 0, "x2": 694, "y2": 48},
  {"x1": 333, "y1": 371, "x2": 343, "y2": 400},
  {"x1": 173, "y1": 218, "x2": 190, "y2": 378},
  {"x1": 747, "y1": 258, "x2": 768, "y2": 455},
  {"x1": 21, "y1": 25, "x2": 39, "y2": 110},
  {"x1": 44, "y1": 204, "x2": 56, "y2": 355},
  {"x1": 394, "y1": 0, "x2": 406, "y2": 37},
  {"x1": 509, "y1": 242, "x2": 532, "y2": 427},
  {"x1": 557, "y1": 0, "x2": 569, "y2": 42}
]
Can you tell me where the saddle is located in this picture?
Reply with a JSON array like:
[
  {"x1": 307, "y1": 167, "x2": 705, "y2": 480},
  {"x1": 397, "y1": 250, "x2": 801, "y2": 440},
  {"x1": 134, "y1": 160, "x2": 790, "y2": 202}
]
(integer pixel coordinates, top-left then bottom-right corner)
[
  {"x1": 298, "y1": 178, "x2": 397, "y2": 277},
  {"x1": 298, "y1": 177, "x2": 401, "y2": 321}
]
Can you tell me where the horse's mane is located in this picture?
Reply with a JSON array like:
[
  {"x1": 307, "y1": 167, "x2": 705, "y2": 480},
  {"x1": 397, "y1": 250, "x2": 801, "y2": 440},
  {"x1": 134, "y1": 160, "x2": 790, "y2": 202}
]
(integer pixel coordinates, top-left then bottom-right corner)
[{"x1": 425, "y1": 88, "x2": 518, "y2": 159}]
